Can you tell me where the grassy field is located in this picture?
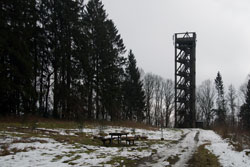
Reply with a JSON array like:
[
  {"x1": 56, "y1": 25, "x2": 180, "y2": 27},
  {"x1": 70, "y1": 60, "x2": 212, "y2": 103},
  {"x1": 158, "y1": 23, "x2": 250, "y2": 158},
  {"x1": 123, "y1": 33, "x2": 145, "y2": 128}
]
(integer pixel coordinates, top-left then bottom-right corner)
[
  {"x1": 0, "y1": 116, "x2": 172, "y2": 166},
  {"x1": 0, "y1": 116, "x2": 157, "y2": 131},
  {"x1": 4, "y1": 117, "x2": 248, "y2": 167}
]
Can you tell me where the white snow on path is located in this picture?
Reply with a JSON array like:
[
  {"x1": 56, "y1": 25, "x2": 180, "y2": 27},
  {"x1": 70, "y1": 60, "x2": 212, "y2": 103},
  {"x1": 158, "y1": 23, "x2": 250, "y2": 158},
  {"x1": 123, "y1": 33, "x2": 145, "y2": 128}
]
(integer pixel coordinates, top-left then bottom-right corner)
[
  {"x1": 140, "y1": 129, "x2": 199, "y2": 167},
  {"x1": 173, "y1": 129, "x2": 199, "y2": 167},
  {"x1": 140, "y1": 129, "x2": 250, "y2": 167},
  {"x1": 198, "y1": 129, "x2": 250, "y2": 167}
]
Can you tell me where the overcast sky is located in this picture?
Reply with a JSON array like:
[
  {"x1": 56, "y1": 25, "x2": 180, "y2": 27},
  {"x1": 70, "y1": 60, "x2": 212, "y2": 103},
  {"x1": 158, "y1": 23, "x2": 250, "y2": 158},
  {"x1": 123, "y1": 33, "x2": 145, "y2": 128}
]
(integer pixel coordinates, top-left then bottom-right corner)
[{"x1": 102, "y1": 0, "x2": 250, "y2": 89}]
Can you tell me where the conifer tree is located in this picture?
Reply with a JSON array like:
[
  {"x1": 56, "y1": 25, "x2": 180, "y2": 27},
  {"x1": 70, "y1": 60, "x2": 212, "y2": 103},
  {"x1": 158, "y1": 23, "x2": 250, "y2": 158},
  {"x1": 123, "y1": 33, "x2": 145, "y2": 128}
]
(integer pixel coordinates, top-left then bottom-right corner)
[
  {"x1": 0, "y1": 0, "x2": 134, "y2": 122},
  {"x1": 84, "y1": 0, "x2": 126, "y2": 120},
  {"x1": 0, "y1": 0, "x2": 38, "y2": 116},
  {"x1": 214, "y1": 72, "x2": 227, "y2": 124},
  {"x1": 227, "y1": 84, "x2": 237, "y2": 126},
  {"x1": 43, "y1": 0, "x2": 83, "y2": 119},
  {"x1": 239, "y1": 79, "x2": 250, "y2": 129},
  {"x1": 123, "y1": 50, "x2": 145, "y2": 122}
]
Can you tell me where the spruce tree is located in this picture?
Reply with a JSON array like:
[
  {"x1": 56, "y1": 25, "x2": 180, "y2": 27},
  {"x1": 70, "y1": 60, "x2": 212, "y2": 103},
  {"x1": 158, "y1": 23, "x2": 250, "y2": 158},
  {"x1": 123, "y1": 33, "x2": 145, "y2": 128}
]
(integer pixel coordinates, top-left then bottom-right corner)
[
  {"x1": 84, "y1": 0, "x2": 106, "y2": 119},
  {"x1": 227, "y1": 84, "x2": 237, "y2": 126},
  {"x1": 42, "y1": 0, "x2": 83, "y2": 119},
  {"x1": 0, "y1": 0, "x2": 38, "y2": 116},
  {"x1": 214, "y1": 72, "x2": 227, "y2": 124},
  {"x1": 100, "y1": 19, "x2": 126, "y2": 121},
  {"x1": 84, "y1": 0, "x2": 126, "y2": 121},
  {"x1": 123, "y1": 50, "x2": 145, "y2": 122},
  {"x1": 240, "y1": 79, "x2": 250, "y2": 129},
  {"x1": 0, "y1": 0, "x2": 128, "y2": 121}
]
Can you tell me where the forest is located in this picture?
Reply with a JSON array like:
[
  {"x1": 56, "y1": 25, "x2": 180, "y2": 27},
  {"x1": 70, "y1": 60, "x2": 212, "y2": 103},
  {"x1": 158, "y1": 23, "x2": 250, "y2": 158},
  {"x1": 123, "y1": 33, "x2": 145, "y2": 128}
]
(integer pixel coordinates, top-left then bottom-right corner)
[
  {"x1": 1, "y1": 0, "x2": 250, "y2": 132},
  {"x1": 0, "y1": 0, "x2": 144, "y2": 122}
]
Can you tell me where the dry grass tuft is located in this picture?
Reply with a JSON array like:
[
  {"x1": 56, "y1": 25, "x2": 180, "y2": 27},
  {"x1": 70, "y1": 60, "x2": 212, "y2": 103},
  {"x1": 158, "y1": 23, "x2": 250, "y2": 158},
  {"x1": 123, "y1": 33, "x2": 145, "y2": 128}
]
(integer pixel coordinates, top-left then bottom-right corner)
[
  {"x1": 213, "y1": 125, "x2": 250, "y2": 152},
  {"x1": 188, "y1": 143, "x2": 221, "y2": 167},
  {"x1": 0, "y1": 144, "x2": 36, "y2": 156},
  {"x1": 0, "y1": 144, "x2": 11, "y2": 156},
  {"x1": 12, "y1": 138, "x2": 48, "y2": 144},
  {"x1": 0, "y1": 116, "x2": 156, "y2": 130}
]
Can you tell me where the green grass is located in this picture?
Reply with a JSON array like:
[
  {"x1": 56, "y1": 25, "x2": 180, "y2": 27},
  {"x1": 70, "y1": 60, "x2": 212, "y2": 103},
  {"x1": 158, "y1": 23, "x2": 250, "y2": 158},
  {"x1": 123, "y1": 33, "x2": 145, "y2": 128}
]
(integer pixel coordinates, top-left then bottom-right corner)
[
  {"x1": 166, "y1": 154, "x2": 180, "y2": 165},
  {"x1": 1, "y1": 127, "x2": 102, "y2": 146},
  {"x1": 0, "y1": 127, "x2": 53, "y2": 139},
  {"x1": 84, "y1": 148, "x2": 96, "y2": 154},
  {"x1": 51, "y1": 150, "x2": 87, "y2": 163},
  {"x1": 188, "y1": 144, "x2": 221, "y2": 167},
  {"x1": 36, "y1": 121, "x2": 79, "y2": 129},
  {"x1": 0, "y1": 123, "x2": 24, "y2": 131},
  {"x1": 0, "y1": 118, "x2": 80, "y2": 130},
  {"x1": 50, "y1": 132, "x2": 103, "y2": 146},
  {"x1": 0, "y1": 116, "x2": 158, "y2": 131},
  {"x1": 62, "y1": 155, "x2": 81, "y2": 164},
  {"x1": 135, "y1": 146, "x2": 150, "y2": 152},
  {"x1": 0, "y1": 144, "x2": 35, "y2": 156},
  {"x1": 144, "y1": 139, "x2": 167, "y2": 147},
  {"x1": 51, "y1": 155, "x2": 64, "y2": 162}
]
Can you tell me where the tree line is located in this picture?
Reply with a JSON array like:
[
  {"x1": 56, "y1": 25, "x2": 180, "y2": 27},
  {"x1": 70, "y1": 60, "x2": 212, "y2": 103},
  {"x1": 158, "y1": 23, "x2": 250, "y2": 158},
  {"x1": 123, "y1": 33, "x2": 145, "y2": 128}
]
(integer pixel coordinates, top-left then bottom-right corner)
[
  {"x1": 0, "y1": 0, "x2": 147, "y2": 122},
  {"x1": 143, "y1": 73, "x2": 174, "y2": 127},
  {"x1": 196, "y1": 72, "x2": 250, "y2": 130}
]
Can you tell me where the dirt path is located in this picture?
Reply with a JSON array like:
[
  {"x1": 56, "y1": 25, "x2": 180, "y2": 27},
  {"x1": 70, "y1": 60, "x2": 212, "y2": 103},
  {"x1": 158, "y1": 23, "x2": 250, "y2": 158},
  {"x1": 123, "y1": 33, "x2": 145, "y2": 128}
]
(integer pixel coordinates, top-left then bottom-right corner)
[{"x1": 138, "y1": 129, "x2": 200, "y2": 167}]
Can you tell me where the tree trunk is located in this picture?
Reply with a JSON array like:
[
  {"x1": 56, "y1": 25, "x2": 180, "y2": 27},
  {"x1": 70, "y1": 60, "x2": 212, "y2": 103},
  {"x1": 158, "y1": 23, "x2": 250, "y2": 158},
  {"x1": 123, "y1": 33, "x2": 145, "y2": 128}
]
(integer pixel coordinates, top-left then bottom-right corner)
[
  {"x1": 53, "y1": 65, "x2": 58, "y2": 118},
  {"x1": 45, "y1": 72, "x2": 51, "y2": 117},
  {"x1": 39, "y1": 61, "x2": 44, "y2": 116},
  {"x1": 87, "y1": 81, "x2": 93, "y2": 119}
]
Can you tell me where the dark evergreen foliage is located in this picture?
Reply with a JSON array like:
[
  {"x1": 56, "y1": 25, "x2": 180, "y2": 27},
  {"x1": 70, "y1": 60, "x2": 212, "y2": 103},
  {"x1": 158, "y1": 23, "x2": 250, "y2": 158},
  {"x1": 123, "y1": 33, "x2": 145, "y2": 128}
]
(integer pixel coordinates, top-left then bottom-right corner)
[
  {"x1": 0, "y1": 0, "x2": 145, "y2": 122},
  {"x1": 214, "y1": 72, "x2": 227, "y2": 124},
  {"x1": 123, "y1": 50, "x2": 145, "y2": 122},
  {"x1": 0, "y1": 0, "x2": 38, "y2": 116},
  {"x1": 239, "y1": 79, "x2": 250, "y2": 129},
  {"x1": 84, "y1": 0, "x2": 126, "y2": 121}
]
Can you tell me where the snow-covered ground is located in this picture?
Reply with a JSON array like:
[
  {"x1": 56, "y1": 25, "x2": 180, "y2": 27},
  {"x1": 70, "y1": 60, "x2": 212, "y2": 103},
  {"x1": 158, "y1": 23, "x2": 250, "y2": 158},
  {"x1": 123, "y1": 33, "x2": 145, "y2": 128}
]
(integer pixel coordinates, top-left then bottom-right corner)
[
  {"x1": 0, "y1": 127, "x2": 250, "y2": 167},
  {"x1": 0, "y1": 127, "x2": 185, "y2": 167},
  {"x1": 199, "y1": 130, "x2": 250, "y2": 167},
  {"x1": 140, "y1": 129, "x2": 198, "y2": 167}
]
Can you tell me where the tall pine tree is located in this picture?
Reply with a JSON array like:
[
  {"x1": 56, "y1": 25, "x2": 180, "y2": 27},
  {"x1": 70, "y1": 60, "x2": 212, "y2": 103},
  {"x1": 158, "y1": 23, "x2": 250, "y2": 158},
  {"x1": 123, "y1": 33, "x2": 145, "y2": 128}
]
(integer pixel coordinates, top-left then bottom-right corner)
[
  {"x1": 84, "y1": 0, "x2": 126, "y2": 121},
  {"x1": 214, "y1": 72, "x2": 227, "y2": 125},
  {"x1": 240, "y1": 79, "x2": 250, "y2": 129},
  {"x1": 0, "y1": 0, "x2": 38, "y2": 116},
  {"x1": 123, "y1": 50, "x2": 145, "y2": 122}
]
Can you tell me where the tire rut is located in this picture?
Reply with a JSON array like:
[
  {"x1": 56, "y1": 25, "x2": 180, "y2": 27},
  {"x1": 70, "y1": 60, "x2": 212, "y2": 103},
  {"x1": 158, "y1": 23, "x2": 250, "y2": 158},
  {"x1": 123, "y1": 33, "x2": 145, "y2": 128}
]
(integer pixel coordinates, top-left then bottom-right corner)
[{"x1": 137, "y1": 130, "x2": 195, "y2": 167}]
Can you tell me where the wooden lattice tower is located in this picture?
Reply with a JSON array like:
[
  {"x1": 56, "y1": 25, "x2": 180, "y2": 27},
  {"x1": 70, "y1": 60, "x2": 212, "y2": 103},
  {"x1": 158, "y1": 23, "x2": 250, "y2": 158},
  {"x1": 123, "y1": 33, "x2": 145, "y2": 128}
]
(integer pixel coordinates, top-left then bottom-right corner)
[{"x1": 174, "y1": 32, "x2": 196, "y2": 128}]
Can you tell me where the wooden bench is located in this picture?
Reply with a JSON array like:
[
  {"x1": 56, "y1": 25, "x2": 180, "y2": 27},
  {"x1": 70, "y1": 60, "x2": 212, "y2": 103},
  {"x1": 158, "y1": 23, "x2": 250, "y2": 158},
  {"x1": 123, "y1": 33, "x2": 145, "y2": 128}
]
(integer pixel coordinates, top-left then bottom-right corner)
[
  {"x1": 99, "y1": 137, "x2": 112, "y2": 145},
  {"x1": 126, "y1": 137, "x2": 135, "y2": 145},
  {"x1": 140, "y1": 136, "x2": 148, "y2": 140},
  {"x1": 109, "y1": 132, "x2": 128, "y2": 144}
]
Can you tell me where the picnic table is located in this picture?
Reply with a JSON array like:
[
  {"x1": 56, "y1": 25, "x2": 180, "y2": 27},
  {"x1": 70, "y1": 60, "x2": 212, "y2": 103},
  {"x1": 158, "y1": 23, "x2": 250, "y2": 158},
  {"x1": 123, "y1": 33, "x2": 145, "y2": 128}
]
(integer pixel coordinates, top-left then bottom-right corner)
[{"x1": 109, "y1": 132, "x2": 129, "y2": 144}]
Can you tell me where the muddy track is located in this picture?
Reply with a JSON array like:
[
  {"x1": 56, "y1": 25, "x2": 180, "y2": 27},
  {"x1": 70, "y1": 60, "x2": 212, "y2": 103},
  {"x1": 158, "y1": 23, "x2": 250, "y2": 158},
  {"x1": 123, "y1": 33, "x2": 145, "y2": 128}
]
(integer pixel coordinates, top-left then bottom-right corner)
[
  {"x1": 136, "y1": 132, "x2": 190, "y2": 167},
  {"x1": 194, "y1": 130, "x2": 199, "y2": 143},
  {"x1": 137, "y1": 129, "x2": 200, "y2": 167}
]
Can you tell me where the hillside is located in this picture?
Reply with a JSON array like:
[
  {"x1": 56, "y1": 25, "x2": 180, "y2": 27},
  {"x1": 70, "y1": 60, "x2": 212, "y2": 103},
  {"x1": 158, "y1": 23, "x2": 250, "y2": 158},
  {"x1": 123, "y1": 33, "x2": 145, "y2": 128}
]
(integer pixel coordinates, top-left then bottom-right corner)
[{"x1": 1, "y1": 122, "x2": 250, "y2": 167}]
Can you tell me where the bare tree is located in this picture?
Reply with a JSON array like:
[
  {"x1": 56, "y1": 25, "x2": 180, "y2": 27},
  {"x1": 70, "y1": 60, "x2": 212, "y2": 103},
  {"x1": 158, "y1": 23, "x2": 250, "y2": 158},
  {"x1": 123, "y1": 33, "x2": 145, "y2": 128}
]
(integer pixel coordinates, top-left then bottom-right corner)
[
  {"x1": 239, "y1": 74, "x2": 250, "y2": 103},
  {"x1": 197, "y1": 80, "x2": 216, "y2": 127},
  {"x1": 163, "y1": 79, "x2": 174, "y2": 127},
  {"x1": 227, "y1": 84, "x2": 237, "y2": 127},
  {"x1": 153, "y1": 75, "x2": 164, "y2": 127},
  {"x1": 143, "y1": 73, "x2": 155, "y2": 125}
]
